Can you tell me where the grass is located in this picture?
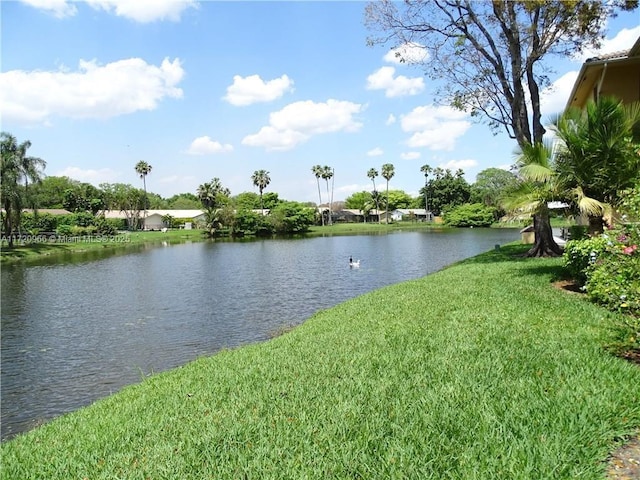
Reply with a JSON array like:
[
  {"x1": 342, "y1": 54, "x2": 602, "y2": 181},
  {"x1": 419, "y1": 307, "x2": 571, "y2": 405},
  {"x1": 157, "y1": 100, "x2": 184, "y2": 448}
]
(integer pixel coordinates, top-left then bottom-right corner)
[
  {"x1": 0, "y1": 229, "x2": 206, "y2": 263},
  {"x1": 2, "y1": 244, "x2": 638, "y2": 478}
]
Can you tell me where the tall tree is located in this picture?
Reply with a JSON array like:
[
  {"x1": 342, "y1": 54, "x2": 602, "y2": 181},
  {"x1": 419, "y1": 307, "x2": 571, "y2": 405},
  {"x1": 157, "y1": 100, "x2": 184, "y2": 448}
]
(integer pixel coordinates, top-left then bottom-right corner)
[
  {"x1": 381, "y1": 163, "x2": 395, "y2": 222},
  {"x1": 321, "y1": 166, "x2": 334, "y2": 226},
  {"x1": 365, "y1": 0, "x2": 636, "y2": 253},
  {"x1": 365, "y1": 0, "x2": 635, "y2": 147},
  {"x1": 503, "y1": 141, "x2": 563, "y2": 257},
  {"x1": 251, "y1": 169, "x2": 271, "y2": 216},
  {"x1": 367, "y1": 167, "x2": 381, "y2": 223},
  {"x1": 197, "y1": 178, "x2": 230, "y2": 237},
  {"x1": 311, "y1": 165, "x2": 325, "y2": 226},
  {"x1": 420, "y1": 164, "x2": 432, "y2": 219},
  {"x1": 134, "y1": 160, "x2": 152, "y2": 227},
  {"x1": 1, "y1": 132, "x2": 46, "y2": 246},
  {"x1": 471, "y1": 167, "x2": 518, "y2": 220},
  {"x1": 553, "y1": 97, "x2": 640, "y2": 235},
  {"x1": 424, "y1": 168, "x2": 471, "y2": 216},
  {"x1": 100, "y1": 183, "x2": 147, "y2": 230}
]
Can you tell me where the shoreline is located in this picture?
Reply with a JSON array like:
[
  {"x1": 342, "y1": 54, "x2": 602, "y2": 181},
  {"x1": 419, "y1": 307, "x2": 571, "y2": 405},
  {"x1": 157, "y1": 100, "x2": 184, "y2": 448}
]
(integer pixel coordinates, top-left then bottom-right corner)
[{"x1": 2, "y1": 244, "x2": 638, "y2": 478}]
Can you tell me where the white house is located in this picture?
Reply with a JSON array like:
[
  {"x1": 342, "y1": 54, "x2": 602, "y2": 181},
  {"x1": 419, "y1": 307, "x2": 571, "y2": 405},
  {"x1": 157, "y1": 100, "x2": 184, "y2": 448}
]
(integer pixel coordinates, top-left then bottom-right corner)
[
  {"x1": 383, "y1": 209, "x2": 432, "y2": 222},
  {"x1": 103, "y1": 209, "x2": 206, "y2": 230}
]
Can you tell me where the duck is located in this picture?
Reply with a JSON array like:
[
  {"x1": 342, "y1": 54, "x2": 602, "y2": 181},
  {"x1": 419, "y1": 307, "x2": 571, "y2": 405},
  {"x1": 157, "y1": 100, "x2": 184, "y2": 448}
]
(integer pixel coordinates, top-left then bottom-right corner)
[{"x1": 349, "y1": 256, "x2": 360, "y2": 268}]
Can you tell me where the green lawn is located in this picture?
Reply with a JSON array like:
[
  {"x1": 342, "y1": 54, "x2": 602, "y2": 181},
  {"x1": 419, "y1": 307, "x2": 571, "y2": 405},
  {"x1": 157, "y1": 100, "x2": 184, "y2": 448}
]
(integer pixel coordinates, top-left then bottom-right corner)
[{"x1": 2, "y1": 244, "x2": 638, "y2": 479}]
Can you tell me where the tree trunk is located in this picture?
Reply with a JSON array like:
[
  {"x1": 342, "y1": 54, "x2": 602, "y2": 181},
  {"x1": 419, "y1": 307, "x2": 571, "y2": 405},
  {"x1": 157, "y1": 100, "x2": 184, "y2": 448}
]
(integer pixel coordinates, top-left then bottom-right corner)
[{"x1": 526, "y1": 211, "x2": 562, "y2": 257}]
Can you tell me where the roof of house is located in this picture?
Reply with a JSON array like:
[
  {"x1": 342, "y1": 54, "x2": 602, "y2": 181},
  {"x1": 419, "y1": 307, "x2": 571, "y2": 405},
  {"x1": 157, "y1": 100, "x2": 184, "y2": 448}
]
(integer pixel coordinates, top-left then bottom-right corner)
[
  {"x1": 0, "y1": 208, "x2": 72, "y2": 215},
  {"x1": 565, "y1": 35, "x2": 640, "y2": 111},
  {"x1": 103, "y1": 209, "x2": 205, "y2": 219}
]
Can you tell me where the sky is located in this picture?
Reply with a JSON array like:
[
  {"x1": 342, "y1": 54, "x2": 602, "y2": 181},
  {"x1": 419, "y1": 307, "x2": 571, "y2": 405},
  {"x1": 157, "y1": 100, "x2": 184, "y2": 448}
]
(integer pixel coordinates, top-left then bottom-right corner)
[{"x1": 2, "y1": 1, "x2": 639, "y2": 204}]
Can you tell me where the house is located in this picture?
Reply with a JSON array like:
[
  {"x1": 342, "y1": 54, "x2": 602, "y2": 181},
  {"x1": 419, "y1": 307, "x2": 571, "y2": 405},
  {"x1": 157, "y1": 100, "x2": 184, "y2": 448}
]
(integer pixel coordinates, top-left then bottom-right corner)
[
  {"x1": 103, "y1": 209, "x2": 207, "y2": 230},
  {"x1": 382, "y1": 209, "x2": 432, "y2": 222},
  {"x1": 565, "y1": 36, "x2": 640, "y2": 111}
]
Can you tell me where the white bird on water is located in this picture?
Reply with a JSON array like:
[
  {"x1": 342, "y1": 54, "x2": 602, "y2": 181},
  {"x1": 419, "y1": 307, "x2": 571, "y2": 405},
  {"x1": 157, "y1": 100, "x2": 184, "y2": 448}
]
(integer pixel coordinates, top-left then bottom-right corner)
[{"x1": 349, "y1": 256, "x2": 360, "y2": 268}]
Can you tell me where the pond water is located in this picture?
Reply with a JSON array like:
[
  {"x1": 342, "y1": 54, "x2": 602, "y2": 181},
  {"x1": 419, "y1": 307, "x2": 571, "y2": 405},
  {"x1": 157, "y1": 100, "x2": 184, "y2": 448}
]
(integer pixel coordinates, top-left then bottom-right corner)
[{"x1": 1, "y1": 228, "x2": 519, "y2": 440}]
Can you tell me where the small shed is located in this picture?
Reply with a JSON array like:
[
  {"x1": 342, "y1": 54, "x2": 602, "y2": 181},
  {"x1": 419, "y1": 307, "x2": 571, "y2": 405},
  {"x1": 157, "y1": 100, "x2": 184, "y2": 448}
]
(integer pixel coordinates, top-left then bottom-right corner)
[{"x1": 520, "y1": 225, "x2": 535, "y2": 244}]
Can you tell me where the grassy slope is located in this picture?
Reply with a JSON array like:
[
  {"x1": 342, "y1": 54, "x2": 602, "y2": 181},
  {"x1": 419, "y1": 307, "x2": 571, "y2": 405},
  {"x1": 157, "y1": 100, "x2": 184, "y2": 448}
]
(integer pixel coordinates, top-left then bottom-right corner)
[{"x1": 2, "y1": 245, "x2": 639, "y2": 479}]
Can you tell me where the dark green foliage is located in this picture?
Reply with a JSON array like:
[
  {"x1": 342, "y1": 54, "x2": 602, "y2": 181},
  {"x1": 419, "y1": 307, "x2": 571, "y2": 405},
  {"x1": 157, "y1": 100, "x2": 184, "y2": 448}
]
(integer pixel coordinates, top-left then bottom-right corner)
[
  {"x1": 165, "y1": 193, "x2": 200, "y2": 209},
  {"x1": 563, "y1": 236, "x2": 609, "y2": 286},
  {"x1": 232, "y1": 209, "x2": 272, "y2": 236},
  {"x1": 268, "y1": 201, "x2": 314, "y2": 234},
  {"x1": 95, "y1": 217, "x2": 118, "y2": 235},
  {"x1": 20, "y1": 213, "x2": 58, "y2": 233},
  {"x1": 420, "y1": 168, "x2": 470, "y2": 215},
  {"x1": 443, "y1": 203, "x2": 495, "y2": 227}
]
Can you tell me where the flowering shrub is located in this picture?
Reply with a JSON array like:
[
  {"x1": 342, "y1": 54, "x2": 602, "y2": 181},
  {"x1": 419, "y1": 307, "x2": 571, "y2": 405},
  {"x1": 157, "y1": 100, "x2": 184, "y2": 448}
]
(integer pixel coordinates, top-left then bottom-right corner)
[
  {"x1": 563, "y1": 186, "x2": 640, "y2": 319},
  {"x1": 583, "y1": 228, "x2": 640, "y2": 316}
]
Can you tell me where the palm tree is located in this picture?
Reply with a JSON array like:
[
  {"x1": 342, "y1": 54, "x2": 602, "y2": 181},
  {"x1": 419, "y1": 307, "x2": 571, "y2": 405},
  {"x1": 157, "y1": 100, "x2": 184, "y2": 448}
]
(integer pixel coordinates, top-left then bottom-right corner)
[
  {"x1": 197, "y1": 178, "x2": 230, "y2": 237},
  {"x1": 420, "y1": 164, "x2": 432, "y2": 221},
  {"x1": 321, "y1": 166, "x2": 334, "y2": 226},
  {"x1": 251, "y1": 169, "x2": 271, "y2": 216},
  {"x1": 311, "y1": 165, "x2": 325, "y2": 226},
  {"x1": 553, "y1": 97, "x2": 640, "y2": 235},
  {"x1": 1, "y1": 132, "x2": 46, "y2": 247},
  {"x1": 134, "y1": 160, "x2": 152, "y2": 229},
  {"x1": 381, "y1": 163, "x2": 395, "y2": 223},
  {"x1": 367, "y1": 167, "x2": 380, "y2": 223},
  {"x1": 503, "y1": 141, "x2": 563, "y2": 257}
]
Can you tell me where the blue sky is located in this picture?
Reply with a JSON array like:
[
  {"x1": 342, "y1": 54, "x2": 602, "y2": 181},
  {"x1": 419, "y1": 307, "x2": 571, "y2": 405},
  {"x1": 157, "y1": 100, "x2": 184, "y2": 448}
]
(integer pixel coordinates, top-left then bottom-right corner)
[{"x1": 2, "y1": 1, "x2": 639, "y2": 204}]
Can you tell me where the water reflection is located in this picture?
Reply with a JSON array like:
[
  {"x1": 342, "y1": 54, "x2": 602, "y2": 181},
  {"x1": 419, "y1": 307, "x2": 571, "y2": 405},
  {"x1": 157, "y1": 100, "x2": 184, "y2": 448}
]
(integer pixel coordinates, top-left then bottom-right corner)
[{"x1": 1, "y1": 229, "x2": 518, "y2": 440}]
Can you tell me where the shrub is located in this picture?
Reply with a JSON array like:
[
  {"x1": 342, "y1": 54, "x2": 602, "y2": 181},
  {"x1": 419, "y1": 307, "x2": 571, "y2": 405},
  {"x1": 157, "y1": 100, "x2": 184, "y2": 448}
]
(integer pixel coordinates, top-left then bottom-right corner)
[
  {"x1": 95, "y1": 217, "x2": 118, "y2": 235},
  {"x1": 564, "y1": 224, "x2": 639, "y2": 317},
  {"x1": 563, "y1": 236, "x2": 609, "y2": 286},
  {"x1": 568, "y1": 225, "x2": 588, "y2": 240},
  {"x1": 443, "y1": 203, "x2": 495, "y2": 227},
  {"x1": 70, "y1": 225, "x2": 97, "y2": 236},
  {"x1": 56, "y1": 224, "x2": 73, "y2": 236},
  {"x1": 20, "y1": 213, "x2": 59, "y2": 233}
]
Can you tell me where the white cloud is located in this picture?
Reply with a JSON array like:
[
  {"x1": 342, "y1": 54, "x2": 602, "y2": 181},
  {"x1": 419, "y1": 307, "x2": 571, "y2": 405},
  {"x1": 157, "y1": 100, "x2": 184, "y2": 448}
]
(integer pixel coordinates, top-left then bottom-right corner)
[
  {"x1": 401, "y1": 151, "x2": 421, "y2": 160},
  {"x1": 224, "y1": 74, "x2": 294, "y2": 106},
  {"x1": 367, "y1": 147, "x2": 384, "y2": 157},
  {"x1": 439, "y1": 159, "x2": 478, "y2": 171},
  {"x1": 401, "y1": 105, "x2": 471, "y2": 151},
  {"x1": 366, "y1": 66, "x2": 424, "y2": 98},
  {"x1": 55, "y1": 166, "x2": 120, "y2": 184},
  {"x1": 383, "y1": 42, "x2": 429, "y2": 65},
  {"x1": 540, "y1": 70, "x2": 579, "y2": 117},
  {"x1": 186, "y1": 136, "x2": 233, "y2": 155},
  {"x1": 243, "y1": 127, "x2": 308, "y2": 151},
  {"x1": 574, "y1": 25, "x2": 640, "y2": 62},
  {"x1": 0, "y1": 57, "x2": 184, "y2": 125},
  {"x1": 386, "y1": 114, "x2": 396, "y2": 125},
  {"x1": 243, "y1": 99, "x2": 363, "y2": 151},
  {"x1": 20, "y1": 0, "x2": 198, "y2": 22},
  {"x1": 19, "y1": 0, "x2": 77, "y2": 18}
]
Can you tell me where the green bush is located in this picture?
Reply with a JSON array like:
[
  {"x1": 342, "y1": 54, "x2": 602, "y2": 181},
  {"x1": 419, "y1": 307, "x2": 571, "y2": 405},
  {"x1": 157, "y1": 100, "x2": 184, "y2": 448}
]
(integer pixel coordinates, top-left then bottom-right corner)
[
  {"x1": 20, "y1": 213, "x2": 59, "y2": 233},
  {"x1": 443, "y1": 203, "x2": 495, "y2": 227},
  {"x1": 232, "y1": 209, "x2": 272, "y2": 236},
  {"x1": 70, "y1": 225, "x2": 97, "y2": 236},
  {"x1": 56, "y1": 224, "x2": 73, "y2": 236},
  {"x1": 564, "y1": 227, "x2": 640, "y2": 317},
  {"x1": 95, "y1": 217, "x2": 118, "y2": 235},
  {"x1": 568, "y1": 225, "x2": 588, "y2": 240},
  {"x1": 563, "y1": 236, "x2": 609, "y2": 285}
]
